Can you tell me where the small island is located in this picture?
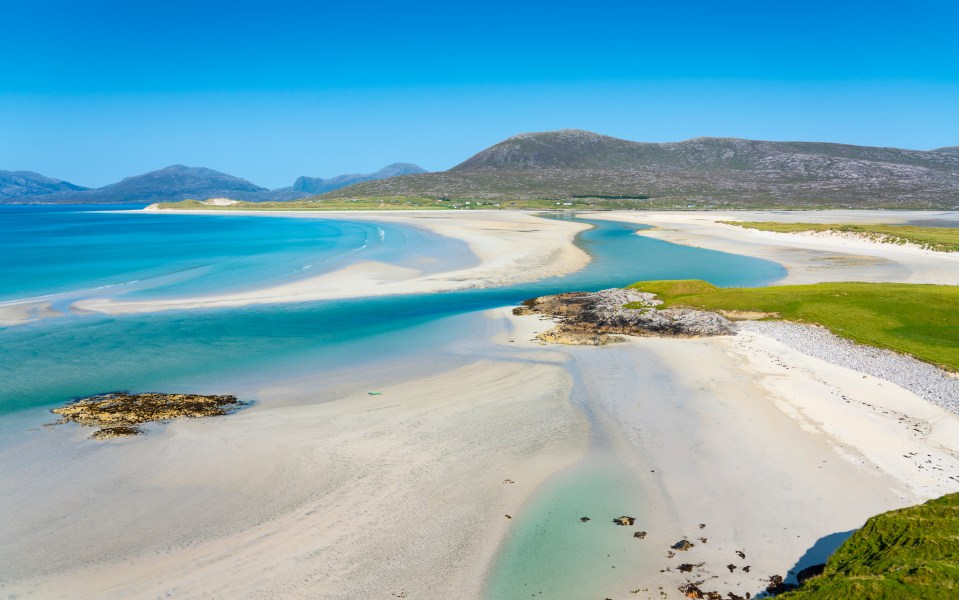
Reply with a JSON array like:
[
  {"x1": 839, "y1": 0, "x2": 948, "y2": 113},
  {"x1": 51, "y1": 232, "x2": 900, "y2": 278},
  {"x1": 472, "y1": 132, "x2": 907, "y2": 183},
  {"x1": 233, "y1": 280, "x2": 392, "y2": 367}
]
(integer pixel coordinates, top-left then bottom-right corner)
[{"x1": 51, "y1": 392, "x2": 242, "y2": 439}]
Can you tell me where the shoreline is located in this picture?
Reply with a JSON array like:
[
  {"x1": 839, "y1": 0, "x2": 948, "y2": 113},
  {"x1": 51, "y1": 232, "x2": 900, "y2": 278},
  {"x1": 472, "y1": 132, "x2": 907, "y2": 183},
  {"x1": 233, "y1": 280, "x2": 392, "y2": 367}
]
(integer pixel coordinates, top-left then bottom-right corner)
[
  {"x1": 0, "y1": 309, "x2": 590, "y2": 598},
  {"x1": 485, "y1": 309, "x2": 959, "y2": 598},
  {"x1": 0, "y1": 210, "x2": 590, "y2": 325},
  {"x1": 586, "y1": 210, "x2": 959, "y2": 285},
  {"x1": 3, "y1": 209, "x2": 959, "y2": 597}
]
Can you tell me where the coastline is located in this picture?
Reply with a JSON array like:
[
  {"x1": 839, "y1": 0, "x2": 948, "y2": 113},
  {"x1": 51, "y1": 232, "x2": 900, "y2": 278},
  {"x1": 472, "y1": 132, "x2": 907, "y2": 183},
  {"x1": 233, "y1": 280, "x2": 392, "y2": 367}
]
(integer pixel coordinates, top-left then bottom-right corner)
[
  {"x1": 3, "y1": 209, "x2": 959, "y2": 598},
  {"x1": 0, "y1": 310, "x2": 589, "y2": 598},
  {"x1": 586, "y1": 210, "x2": 959, "y2": 285},
  {"x1": 0, "y1": 210, "x2": 590, "y2": 324}
]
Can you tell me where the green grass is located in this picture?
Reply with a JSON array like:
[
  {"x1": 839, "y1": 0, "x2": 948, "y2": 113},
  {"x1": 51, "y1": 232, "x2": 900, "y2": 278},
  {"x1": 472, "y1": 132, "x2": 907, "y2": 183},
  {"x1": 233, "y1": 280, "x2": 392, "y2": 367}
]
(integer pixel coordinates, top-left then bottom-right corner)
[
  {"x1": 154, "y1": 196, "x2": 649, "y2": 211},
  {"x1": 720, "y1": 221, "x2": 959, "y2": 252},
  {"x1": 778, "y1": 493, "x2": 959, "y2": 599},
  {"x1": 626, "y1": 280, "x2": 959, "y2": 371}
]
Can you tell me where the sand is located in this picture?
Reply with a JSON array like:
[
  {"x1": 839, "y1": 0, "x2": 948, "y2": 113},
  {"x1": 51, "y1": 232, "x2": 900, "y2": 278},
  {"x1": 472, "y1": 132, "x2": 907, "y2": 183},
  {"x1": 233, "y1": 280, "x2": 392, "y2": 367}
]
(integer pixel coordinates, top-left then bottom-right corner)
[
  {"x1": 3, "y1": 209, "x2": 959, "y2": 598},
  {"x1": 65, "y1": 210, "x2": 590, "y2": 318},
  {"x1": 0, "y1": 311, "x2": 589, "y2": 599},
  {"x1": 587, "y1": 210, "x2": 959, "y2": 285}
]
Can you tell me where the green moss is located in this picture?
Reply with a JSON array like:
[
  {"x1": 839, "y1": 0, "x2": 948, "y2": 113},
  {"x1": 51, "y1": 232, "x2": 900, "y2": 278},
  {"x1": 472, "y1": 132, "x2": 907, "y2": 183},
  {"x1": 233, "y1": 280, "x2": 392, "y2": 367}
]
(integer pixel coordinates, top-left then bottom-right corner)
[
  {"x1": 721, "y1": 222, "x2": 959, "y2": 253},
  {"x1": 626, "y1": 280, "x2": 959, "y2": 371},
  {"x1": 779, "y1": 493, "x2": 959, "y2": 599}
]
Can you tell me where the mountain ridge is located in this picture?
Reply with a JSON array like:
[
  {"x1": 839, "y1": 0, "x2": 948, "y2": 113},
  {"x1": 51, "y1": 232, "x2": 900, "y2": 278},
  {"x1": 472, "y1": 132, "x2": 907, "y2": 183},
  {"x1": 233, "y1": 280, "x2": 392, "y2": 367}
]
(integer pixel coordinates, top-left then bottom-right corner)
[
  {"x1": 292, "y1": 163, "x2": 426, "y2": 194},
  {"x1": 323, "y1": 130, "x2": 959, "y2": 209},
  {"x1": 1, "y1": 163, "x2": 427, "y2": 204},
  {"x1": 0, "y1": 170, "x2": 89, "y2": 201}
]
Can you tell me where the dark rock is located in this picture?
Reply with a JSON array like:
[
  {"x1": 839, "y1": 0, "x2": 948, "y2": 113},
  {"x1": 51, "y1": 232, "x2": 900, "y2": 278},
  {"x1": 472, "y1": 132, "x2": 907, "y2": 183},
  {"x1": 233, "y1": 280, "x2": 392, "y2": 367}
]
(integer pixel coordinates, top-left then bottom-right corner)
[
  {"x1": 51, "y1": 392, "x2": 241, "y2": 439},
  {"x1": 796, "y1": 563, "x2": 826, "y2": 584},
  {"x1": 764, "y1": 574, "x2": 798, "y2": 595}
]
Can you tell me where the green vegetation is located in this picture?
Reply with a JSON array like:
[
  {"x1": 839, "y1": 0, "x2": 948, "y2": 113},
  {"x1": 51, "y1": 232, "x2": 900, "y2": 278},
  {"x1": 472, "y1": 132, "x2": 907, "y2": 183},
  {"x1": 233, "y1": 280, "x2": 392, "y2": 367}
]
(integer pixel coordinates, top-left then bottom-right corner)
[
  {"x1": 156, "y1": 197, "x2": 453, "y2": 211},
  {"x1": 155, "y1": 196, "x2": 650, "y2": 211},
  {"x1": 779, "y1": 493, "x2": 959, "y2": 599},
  {"x1": 721, "y1": 221, "x2": 959, "y2": 252},
  {"x1": 626, "y1": 280, "x2": 959, "y2": 371}
]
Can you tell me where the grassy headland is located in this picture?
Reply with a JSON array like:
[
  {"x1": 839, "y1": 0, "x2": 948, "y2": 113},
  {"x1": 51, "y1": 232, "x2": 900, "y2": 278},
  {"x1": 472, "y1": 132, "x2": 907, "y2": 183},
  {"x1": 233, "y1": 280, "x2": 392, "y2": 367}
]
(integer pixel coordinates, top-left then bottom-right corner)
[
  {"x1": 779, "y1": 493, "x2": 959, "y2": 599},
  {"x1": 721, "y1": 221, "x2": 959, "y2": 253},
  {"x1": 626, "y1": 280, "x2": 959, "y2": 371}
]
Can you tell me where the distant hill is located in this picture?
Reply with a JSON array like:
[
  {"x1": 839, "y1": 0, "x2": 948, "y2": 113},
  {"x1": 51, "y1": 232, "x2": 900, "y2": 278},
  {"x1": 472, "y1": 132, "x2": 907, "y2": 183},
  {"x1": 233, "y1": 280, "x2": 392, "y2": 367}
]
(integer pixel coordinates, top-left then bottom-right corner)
[
  {"x1": 322, "y1": 129, "x2": 959, "y2": 209},
  {"x1": 293, "y1": 163, "x2": 426, "y2": 194},
  {"x1": 7, "y1": 165, "x2": 269, "y2": 204},
  {"x1": 1, "y1": 163, "x2": 428, "y2": 204},
  {"x1": 0, "y1": 170, "x2": 88, "y2": 201},
  {"x1": 935, "y1": 146, "x2": 959, "y2": 155}
]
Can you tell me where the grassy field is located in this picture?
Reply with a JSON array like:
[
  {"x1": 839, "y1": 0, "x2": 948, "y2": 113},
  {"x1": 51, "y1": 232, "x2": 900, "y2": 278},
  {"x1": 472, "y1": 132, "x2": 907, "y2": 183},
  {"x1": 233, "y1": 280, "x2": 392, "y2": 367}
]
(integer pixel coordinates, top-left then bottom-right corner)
[
  {"x1": 778, "y1": 493, "x2": 959, "y2": 599},
  {"x1": 720, "y1": 221, "x2": 959, "y2": 252},
  {"x1": 626, "y1": 280, "x2": 959, "y2": 371}
]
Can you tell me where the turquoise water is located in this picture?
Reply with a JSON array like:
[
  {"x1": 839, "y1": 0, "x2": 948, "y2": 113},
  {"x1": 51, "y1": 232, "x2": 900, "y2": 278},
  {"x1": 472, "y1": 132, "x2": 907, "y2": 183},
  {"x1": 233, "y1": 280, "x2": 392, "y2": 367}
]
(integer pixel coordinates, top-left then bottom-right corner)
[
  {"x1": 0, "y1": 204, "x2": 474, "y2": 303},
  {"x1": 0, "y1": 206, "x2": 785, "y2": 417},
  {"x1": 485, "y1": 459, "x2": 648, "y2": 599}
]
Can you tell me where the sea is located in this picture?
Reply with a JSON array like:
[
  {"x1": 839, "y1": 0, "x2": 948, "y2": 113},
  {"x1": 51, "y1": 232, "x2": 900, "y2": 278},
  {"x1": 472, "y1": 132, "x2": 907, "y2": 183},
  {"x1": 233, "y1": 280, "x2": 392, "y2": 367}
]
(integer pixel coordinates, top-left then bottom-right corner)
[{"x1": 0, "y1": 205, "x2": 785, "y2": 417}]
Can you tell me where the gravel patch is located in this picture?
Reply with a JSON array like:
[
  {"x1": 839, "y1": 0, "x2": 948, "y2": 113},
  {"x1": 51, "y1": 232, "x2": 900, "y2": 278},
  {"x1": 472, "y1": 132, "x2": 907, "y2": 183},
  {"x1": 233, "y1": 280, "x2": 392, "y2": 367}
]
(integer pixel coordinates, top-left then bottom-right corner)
[{"x1": 737, "y1": 320, "x2": 959, "y2": 415}]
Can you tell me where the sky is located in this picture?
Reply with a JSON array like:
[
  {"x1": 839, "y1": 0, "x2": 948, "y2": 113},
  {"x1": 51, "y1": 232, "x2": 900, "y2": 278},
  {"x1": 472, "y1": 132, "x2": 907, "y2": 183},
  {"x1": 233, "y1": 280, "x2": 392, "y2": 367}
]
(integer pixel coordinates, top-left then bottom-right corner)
[{"x1": 2, "y1": 0, "x2": 958, "y2": 188}]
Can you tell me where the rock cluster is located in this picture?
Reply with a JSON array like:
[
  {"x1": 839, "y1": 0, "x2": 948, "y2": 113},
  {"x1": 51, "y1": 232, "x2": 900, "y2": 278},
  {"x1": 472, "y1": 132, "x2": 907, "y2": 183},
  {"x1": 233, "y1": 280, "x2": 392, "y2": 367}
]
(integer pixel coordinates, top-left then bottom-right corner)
[
  {"x1": 514, "y1": 288, "x2": 734, "y2": 344},
  {"x1": 51, "y1": 392, "x2": 241, "y2": 439}
]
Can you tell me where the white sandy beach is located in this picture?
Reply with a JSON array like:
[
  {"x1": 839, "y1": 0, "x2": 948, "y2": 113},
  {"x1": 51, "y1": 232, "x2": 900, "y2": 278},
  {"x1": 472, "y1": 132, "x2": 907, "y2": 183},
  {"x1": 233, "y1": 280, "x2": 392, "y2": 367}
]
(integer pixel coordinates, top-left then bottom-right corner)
[
  {"x1": 0, "y1": 210, "x2": 588, "y2": 323},
  {"x1": 2, "y1": 209, "x2": 959, "y2": 599},
  {"x1": 0, "y1": 312, "x2": 588, "y2": 599},
  {"x1": 589, "y1": 210, "x2": 959, "y2": 285},
  {"x1": 0, "y1": 210, "x2": 589, "y2": 325}
]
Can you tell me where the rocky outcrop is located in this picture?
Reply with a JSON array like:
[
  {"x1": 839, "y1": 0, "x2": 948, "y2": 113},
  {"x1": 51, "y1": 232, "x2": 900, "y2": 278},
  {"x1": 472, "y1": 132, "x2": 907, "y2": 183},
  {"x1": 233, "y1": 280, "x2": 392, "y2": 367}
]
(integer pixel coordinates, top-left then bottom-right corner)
[
  {"x1": 51, "y1": 392, "x2": 241, "y2": 439},
  {"x1": 514, "y1": 288, "x2": 734, "y2": 344}
]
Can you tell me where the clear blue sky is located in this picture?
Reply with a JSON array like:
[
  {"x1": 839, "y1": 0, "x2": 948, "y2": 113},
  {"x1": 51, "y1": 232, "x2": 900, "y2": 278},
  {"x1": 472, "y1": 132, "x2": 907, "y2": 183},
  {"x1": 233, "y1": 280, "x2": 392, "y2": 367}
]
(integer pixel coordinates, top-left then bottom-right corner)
[{"x1": 2, "y1": 0, "x2": 958, "y2": 188}]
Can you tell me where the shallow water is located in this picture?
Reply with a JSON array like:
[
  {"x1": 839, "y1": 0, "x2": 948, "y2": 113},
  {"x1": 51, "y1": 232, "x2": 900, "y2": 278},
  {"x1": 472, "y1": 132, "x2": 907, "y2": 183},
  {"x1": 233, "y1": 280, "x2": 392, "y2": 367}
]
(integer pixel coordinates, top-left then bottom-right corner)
[
  {"x1": 0, "y1": 204, "x2": 475, "y2": 304},
  {"x1": 485, "y1": 458, "x2": 648, "y2": 600},
  {"x1": 0, "y1": 207, "x2": 784, "y2": 418}
]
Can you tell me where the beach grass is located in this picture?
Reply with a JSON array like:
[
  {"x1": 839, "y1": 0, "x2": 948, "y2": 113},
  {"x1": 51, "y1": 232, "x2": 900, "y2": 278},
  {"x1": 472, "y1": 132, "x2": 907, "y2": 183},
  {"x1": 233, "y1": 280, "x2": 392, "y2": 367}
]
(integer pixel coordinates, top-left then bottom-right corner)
[
  {"x1": 626, "y1": 280, "x2": 959, "y2": 371},
  {"x1": 719, "y1": 221, "x2": 959, "y2": 252},
  {"x1": 778, "y1": 493, "x2": 959, "y2": 599}
]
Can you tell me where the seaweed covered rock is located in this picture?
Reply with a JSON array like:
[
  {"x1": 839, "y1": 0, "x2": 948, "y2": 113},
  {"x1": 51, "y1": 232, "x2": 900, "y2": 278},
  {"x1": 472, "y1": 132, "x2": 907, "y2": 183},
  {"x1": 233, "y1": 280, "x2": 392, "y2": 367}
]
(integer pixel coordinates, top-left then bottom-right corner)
[{"x1": 51, "y1": 392, "x2": 241, "y2": 439}]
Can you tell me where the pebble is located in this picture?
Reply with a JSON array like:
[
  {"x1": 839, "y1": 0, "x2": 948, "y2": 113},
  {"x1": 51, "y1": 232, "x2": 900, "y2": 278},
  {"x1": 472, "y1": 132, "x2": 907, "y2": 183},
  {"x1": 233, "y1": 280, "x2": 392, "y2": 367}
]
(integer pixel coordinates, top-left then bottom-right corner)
[{"x1": 737, "y1": 321, "x2": 959, "y2": 414}]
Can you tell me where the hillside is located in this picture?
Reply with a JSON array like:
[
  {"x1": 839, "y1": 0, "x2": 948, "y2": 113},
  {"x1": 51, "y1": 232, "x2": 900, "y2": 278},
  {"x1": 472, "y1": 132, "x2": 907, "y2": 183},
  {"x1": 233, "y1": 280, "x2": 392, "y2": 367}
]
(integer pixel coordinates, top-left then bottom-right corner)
[
  {"x1": 779, "y1": 493, "x2": 959, "y2": 599},
  {"x1": 0, "y1": 170, "x2": 88, "y2": 201},
  {"x1": 292, "y1": 163, "x2": 426, "y2": 194},
  {"x1": 321, "y1": 130, "x2": 959, "y2": 208}
]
